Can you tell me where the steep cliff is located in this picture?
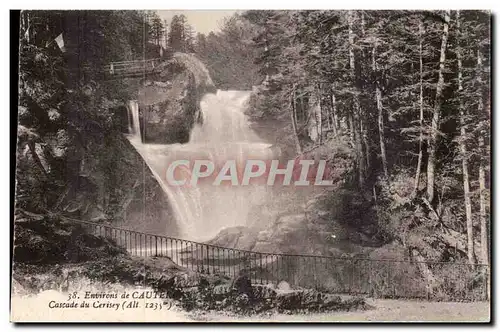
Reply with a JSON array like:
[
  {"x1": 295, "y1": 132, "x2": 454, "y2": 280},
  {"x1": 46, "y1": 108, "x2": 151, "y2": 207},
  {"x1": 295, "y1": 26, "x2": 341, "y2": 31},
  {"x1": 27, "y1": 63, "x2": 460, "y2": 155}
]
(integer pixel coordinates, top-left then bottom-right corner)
[{"x1": 137, "y1": 53, "x2": 217, "y2": 144}]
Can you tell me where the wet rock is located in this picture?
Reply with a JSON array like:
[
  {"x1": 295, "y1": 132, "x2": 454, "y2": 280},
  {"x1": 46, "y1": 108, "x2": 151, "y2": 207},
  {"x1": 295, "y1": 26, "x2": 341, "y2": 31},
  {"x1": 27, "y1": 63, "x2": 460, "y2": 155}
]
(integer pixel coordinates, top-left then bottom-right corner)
[
  {"x1": 138, "y1": 70, "x2": 199, "y2": 144},
  {"x1": 171, "y1": 52, "x2": 216, "y2": 94},
  {"x1": 207, "y1": 226, "x2": 259, "y2": 250},
  {"x1": 137, "y1": 53, "x2": 217, "y2": 144}
]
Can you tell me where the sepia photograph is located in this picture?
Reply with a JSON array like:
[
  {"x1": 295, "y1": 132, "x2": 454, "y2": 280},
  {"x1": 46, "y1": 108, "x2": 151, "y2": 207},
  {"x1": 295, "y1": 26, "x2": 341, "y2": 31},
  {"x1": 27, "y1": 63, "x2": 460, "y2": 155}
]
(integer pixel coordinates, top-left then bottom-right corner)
[{"x1": 10, "y1": 8, "x2": 491, "y2": 323}]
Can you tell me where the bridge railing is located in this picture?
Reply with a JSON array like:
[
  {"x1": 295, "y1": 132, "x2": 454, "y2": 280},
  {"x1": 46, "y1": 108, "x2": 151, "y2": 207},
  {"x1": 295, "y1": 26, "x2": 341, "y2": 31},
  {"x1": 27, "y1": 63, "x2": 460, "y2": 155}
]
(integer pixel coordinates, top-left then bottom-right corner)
[
  {"x1": 99, "y1": 58, "x2": 163, "y2": 76},
  {"x1": 65, "y1": 218, "x2": 489, "y2": 301}
]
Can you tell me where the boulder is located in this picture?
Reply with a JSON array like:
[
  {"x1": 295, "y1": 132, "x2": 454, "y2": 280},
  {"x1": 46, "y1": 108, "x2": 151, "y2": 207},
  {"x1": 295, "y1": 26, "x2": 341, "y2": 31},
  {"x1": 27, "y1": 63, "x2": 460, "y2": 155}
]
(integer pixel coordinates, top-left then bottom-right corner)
[
  {"x1": 138, "y1": 70, "x2": 200, "y2": 144},
  {"x1": 136, "y1": 53, "x2": 217, "y2": 144},
  {"x1": 207, "y1": 226, "x2": 259, "y2": 251},
  {"x1": 231, "y1": 271, "x2": 253, "y2": 298}
]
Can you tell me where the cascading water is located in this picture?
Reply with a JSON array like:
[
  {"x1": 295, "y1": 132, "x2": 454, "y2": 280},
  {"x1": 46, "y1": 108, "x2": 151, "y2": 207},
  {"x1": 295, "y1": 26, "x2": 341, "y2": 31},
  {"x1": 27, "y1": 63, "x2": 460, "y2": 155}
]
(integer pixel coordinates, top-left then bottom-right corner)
[
  {"x1": 127, "y1": 90, "x2": 276, "y2": 241},
  {"x1": 128, "y1": 100, "x2": 141, "y2": 137}
]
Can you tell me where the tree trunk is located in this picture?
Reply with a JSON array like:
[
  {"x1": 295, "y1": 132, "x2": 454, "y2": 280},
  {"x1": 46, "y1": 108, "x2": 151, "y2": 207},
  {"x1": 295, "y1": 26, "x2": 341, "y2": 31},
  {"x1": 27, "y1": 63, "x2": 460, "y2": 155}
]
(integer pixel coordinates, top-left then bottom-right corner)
[
  {"x1": 348, "y1": 10, "x2": 365, "y2": 187},
  {"x1": 376, "y1": 87, "x2": 387, "y2": 178},
  {"x1": 290, "y1": 85, "x2": 302, "y2": 154},
  {"x1": 348, "y1": 114, "x2": 355, "y2": 149},
  {"x1": 354, "y1": 106, "x2": 365, "y2": 188},
  {"x1": 412, "y1": 249, "x2": 437, "y2": 297},
  {"x1": 361, "y1": 120, "x2": 370, "y2": 176},
  {"x1": 456, "y1": 11, "x2": 475, "y2": 264},
  {"x1": 331, "y1": 91, "x2": 339, "y2": 133},
  {"x1": 479, "y1": 133, "x2": 487, "y2": 263},
  {"x1": 426, "y1": 10, "x2": 450, "y2": 203},
  {"x1": 316, "y1": 85, "x2": 323, "y2": 144},
  {"x1": 358, "y1": 11, "x2": 370, "y2": 177},
  {"x1": 326, "y1": 94, "x2": 333, "y2": 132},
  {"x1": 413, "y1": 21, "x2": 425, "y2": 196},
  {"x1": 476, "y1": 50, "x2": 489, "y2": 268},
  {"x1": 372, "y1": 41, "x2": 388, "y2": 178},
  {"x1": 360, "y1": 11, "x2": 366, "y2": 36},
  {"x1": 478, "y1": 118, "x2": 489, "y2": 300}
]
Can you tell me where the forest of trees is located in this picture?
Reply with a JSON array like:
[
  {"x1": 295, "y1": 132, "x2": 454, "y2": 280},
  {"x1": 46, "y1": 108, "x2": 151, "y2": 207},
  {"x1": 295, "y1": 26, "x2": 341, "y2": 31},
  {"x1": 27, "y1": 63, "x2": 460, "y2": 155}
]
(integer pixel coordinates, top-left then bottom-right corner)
[
  {"x1": 143, "y1": 12, "x2": 261, "y2": 89},
  {"x1": 193, "y1": 14, "x2": 261, "y2": 89},
  {"x1": 144, "y1": 12, "x2": 195, "y2": 53},
  {"x1": 220, "y1": 10, "x2": 490, "y2": 267}
]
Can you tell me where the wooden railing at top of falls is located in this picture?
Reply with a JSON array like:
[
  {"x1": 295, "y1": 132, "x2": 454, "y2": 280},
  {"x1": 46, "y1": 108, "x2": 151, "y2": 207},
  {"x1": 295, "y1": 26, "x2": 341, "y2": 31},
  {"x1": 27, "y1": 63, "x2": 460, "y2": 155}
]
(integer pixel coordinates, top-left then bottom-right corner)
[
  {"x1": 98, "y1": 58, "x2": 163, "y2": 78},
  {"x1": 62, "y1": 216, "x2": 490, "y2": 301}
]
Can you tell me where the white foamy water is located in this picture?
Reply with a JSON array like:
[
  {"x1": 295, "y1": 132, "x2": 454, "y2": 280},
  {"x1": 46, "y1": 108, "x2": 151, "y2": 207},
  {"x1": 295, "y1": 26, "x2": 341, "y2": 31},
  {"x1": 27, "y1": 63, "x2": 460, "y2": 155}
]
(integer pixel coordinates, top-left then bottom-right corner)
[{"x1": 127, "y1": 90, "x2": 276, "y2": 241}]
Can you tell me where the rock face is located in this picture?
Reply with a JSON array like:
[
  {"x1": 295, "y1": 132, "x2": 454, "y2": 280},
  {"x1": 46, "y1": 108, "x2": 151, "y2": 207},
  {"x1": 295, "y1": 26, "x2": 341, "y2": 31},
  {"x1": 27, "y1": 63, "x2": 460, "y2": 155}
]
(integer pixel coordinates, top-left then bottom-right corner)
[
  {"x1": 252, "y1": 210, "x2": 358, "y2": 257},
  {"x1": 171, "y1": 52, "x2": 215, "y2": 92},
  {"x1": 206, "y1": 226, "x2": 260, "y2": 251},
  {"x1": 138, "y1": 70, "x2": 200, "y2": 144},
  {"x1": 205, "y1": 191, "x2": 381, "y2": 264},
  {"x1": 57, "y1": 134, "x2": 179, "y2": 237},
  {"x1": 137, "y1": 53, "x2": 217, "y2": 144},
  {"x1": 16, "y1": 121, "x2": 179, "y2": 240}
]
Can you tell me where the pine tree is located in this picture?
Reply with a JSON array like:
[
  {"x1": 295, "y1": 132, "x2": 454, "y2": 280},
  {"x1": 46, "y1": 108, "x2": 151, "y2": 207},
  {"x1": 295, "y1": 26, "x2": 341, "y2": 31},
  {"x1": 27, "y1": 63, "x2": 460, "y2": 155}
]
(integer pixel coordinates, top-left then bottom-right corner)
[
  {"x1": 149, "y1": 14, "x2": 164, "y2": 46},
  {"x1": 168, "y1": 15, "x2": 185, "y2": 52}
]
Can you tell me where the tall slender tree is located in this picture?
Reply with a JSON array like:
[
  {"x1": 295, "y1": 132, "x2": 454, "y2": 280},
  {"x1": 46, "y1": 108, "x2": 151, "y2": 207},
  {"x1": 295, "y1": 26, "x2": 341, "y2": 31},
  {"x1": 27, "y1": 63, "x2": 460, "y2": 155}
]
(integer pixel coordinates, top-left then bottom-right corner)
[
  {"x1": 476, "y1": 50, "x2": 488, "y2": 266},
  {"x1": 372, "y1": 39, "x2": 388, "y2": 178},
  {"x1": 348, "y1": 10, "x2": 365, "y2": 187},
  {"x1": 426, "y1": 10, "x2": 450, "y2": 203},
  {"x1": 455, "y1": 11, "x2": 475, "y2": 264},
  {"x1": 413, "y1": 20, "x2": 425, "y2": 196}
]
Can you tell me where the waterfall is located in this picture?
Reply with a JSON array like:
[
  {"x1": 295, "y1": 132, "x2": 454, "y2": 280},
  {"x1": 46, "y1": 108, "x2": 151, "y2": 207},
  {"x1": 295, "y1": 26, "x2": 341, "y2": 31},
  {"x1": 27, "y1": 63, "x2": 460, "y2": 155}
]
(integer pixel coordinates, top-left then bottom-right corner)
[
  {"x1": 126, "y1": 90, "x2": 276, "y2": 241},
  {"x1": 128, "y1": 100, "x2": 141, "y2": 139}
]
